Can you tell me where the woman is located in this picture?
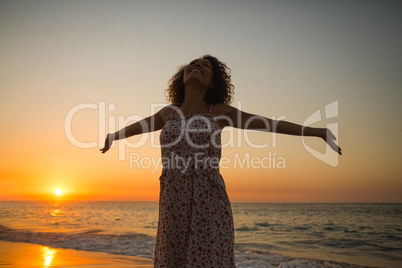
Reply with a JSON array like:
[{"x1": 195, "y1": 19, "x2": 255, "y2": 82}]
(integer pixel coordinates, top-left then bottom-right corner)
[{"x1": 101, "y1": 55, "x2": 342, "y2": 267}]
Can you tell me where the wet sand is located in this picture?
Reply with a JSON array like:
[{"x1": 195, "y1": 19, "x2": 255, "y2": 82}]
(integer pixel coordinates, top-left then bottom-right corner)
[{"x1": 0, "y1": 240, "x2": 153, "y2": 267}]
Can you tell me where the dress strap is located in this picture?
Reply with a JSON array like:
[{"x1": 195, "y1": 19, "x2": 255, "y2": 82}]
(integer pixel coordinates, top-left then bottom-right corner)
[
  {"x1": 171, "y1": 106, "x2": 180, "y2": 115},
  {"x1": 207, "y1": 104, "x2": 211, "y2": 113}
]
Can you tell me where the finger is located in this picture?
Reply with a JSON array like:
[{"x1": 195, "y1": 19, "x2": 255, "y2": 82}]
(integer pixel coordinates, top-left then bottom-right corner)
[
  {"x1": 327, "y1": 129, "x2": 336, "y2": 141},
  {"x1": 332, "y1": 143, "x2": 342, "y2": 155},
  {"x1": 328, "y1": 140, "x2": 341, "y2": 155}
]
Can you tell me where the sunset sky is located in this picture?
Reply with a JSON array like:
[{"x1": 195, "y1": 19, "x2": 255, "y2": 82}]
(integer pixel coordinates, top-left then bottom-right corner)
[{"x1": 1, "y1": 0, "x2": 401, "y2": 202}]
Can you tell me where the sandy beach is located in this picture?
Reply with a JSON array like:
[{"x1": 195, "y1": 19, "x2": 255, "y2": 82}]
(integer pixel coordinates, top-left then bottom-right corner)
[{"x1": 0, "y1": 240, "x2": 153, "y2": 267}]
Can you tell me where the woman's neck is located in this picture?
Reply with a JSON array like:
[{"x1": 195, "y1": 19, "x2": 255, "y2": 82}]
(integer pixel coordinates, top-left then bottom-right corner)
[{"x1": 180, "y1": 86, "x2": 208, "y2": 114}]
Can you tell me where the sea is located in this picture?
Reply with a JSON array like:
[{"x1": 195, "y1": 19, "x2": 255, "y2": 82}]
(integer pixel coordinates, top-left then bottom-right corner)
[{"x1": 0, "y1": 201, "x2": 401, "y2": 268}]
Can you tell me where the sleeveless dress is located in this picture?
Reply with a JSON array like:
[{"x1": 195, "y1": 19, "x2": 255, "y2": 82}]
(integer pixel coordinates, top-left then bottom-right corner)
[{"x1": 154, "y1": 105, "x2": 235, "y2": 267}]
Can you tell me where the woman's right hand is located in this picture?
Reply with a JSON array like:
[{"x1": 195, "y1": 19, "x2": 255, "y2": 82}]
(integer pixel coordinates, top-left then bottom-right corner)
[{"x1": 100, "y1": 134, "x2": 114, "y2": 154}]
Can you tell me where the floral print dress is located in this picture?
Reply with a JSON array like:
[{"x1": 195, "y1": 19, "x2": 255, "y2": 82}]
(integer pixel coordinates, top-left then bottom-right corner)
[{"x1": 154, "y1": 106, "x2": 235, "y2": 267}]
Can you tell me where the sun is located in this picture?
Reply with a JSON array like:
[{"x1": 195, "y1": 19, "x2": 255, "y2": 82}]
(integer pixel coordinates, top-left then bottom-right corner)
[{"x1": 55, "y1": 189, "x2": 63, "y2": 196}]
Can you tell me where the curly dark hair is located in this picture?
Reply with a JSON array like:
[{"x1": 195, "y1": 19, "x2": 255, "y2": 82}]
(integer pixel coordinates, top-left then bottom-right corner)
[{"x1": 166, "y1": 55, "x2": 234, "y2": 106}]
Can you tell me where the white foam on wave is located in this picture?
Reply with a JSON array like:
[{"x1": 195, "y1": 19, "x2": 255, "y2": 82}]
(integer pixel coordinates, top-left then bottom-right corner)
[
  {"x1": 0, "y1": 225, "x2": 155, "y2": 258},
  {"x1": 0, "y1": 225, "x2": 374, "y2": 267}
]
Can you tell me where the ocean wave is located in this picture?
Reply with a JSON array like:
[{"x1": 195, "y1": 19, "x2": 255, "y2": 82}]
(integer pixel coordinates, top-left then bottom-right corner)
[
  {"x1": 254, "y1": 221, "x2": 270, "y2": 227},
  {"x1": 235, "y1": 226, "x2": 260, "y2": 232},
  {"x1": 234, "y1": 249, "x2": 376, "y2": 268},
  {"x1": 0, "y1": 224, "x2": 155, "y2": 258},
  {"x1": 0, "y1": 224, "x2": 379, "y2": 268}
]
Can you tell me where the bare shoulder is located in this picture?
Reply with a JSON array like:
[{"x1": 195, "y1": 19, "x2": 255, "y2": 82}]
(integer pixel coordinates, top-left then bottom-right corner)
[
  {"x1": 210, "y1": 103, "x2": 239, "y2": 129},
  {"x1": 210, "y1": 103, "x2": 235, "y2": 117},
  {"x1": 158, "y1": 104, "x2": 178, "y2": 122}
]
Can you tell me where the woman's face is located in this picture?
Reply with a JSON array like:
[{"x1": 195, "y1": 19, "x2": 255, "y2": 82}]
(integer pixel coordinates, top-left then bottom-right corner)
[{"x1": 183, "y1": 58, "x2": 213, "y2": 88}]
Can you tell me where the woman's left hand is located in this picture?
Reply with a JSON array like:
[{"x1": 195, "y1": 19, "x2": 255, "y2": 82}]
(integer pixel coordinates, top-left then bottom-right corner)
[{"x1": 321, "y1": 128, "x2": 342, "y2": 155}]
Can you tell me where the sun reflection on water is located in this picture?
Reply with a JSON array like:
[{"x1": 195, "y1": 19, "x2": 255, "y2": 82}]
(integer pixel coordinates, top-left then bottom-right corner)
[
  {"x1": 41, "y1": 246, "x2": 56, "y2": 267},
  {"x1": 50, "y1": 209, "x2": 60, "y2": 217}
]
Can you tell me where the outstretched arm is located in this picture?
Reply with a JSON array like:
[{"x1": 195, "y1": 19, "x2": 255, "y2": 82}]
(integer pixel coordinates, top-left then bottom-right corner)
[
  {"x1": 274, "y1": 120, "x2": 341, "y2": 155},
  {"x1": 100, "y1": 108, "x2": 166, "y2": 154},
  {"x1": 218, "y1": 104, "x2": 342, "y2": 155}
]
